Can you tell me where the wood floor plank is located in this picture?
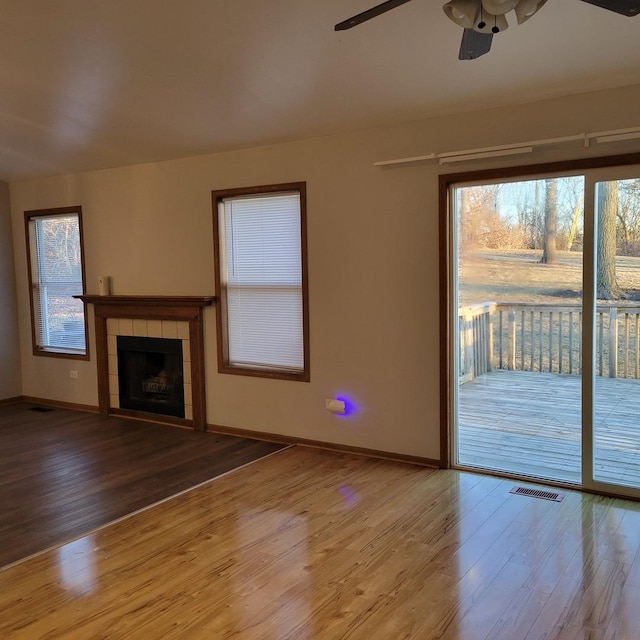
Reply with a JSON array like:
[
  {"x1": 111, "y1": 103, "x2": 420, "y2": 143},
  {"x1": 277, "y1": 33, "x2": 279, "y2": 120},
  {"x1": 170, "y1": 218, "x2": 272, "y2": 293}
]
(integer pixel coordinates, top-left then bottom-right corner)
[
  {"x1": 0, "y1": 402, "x2": 286, "y2": 568},
  {"x1": 3, "y1": 448, "x2": 640, "y2": 638}
]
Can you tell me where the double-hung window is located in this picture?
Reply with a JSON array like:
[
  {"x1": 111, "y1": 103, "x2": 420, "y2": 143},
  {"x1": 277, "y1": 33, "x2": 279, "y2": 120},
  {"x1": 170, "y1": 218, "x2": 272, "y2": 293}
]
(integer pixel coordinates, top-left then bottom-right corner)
[
  {"x1": 212, "y1": 183, "x2": 309, "y2": 381},
  {"x1": 25, "y1": 206, "x2": 88, "y2": 358}
]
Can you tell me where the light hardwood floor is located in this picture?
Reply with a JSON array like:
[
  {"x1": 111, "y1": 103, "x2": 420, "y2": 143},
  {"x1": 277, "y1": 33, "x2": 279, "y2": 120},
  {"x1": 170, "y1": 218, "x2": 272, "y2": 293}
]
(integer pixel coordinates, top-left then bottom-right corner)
[{"x1": 2, "y1": 446, "x2": 640, "y2": 638}]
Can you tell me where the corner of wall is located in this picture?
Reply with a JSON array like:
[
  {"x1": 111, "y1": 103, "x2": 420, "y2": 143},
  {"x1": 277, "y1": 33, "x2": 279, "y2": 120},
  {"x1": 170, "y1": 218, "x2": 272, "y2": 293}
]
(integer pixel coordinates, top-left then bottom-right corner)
[{"x1": 0, "y1": 181, "x2": 22, "y2": 398}]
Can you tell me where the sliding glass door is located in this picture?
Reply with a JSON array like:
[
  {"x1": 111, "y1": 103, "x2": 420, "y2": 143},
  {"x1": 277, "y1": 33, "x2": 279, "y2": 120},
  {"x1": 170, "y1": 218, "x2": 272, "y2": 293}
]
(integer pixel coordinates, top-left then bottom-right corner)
[
  {"x1": 452, "y1": 175, "x2": 585, "y2": 484},
  {"x1": 589, "y1": 173, "x2": 640, "y2": 494},
  {"x1": 448, "y1": 160, "x2": 640, "y2": 496}
]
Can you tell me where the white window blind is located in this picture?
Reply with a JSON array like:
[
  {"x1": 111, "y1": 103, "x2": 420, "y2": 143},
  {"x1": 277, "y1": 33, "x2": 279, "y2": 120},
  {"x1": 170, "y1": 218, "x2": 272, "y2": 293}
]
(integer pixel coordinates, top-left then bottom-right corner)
[
  {"x1": 220, "y1": 192, "x2": 304, "y2": 372},
  {"x1": 28, "y1": 213, "x2": 86, "y2": 354}
]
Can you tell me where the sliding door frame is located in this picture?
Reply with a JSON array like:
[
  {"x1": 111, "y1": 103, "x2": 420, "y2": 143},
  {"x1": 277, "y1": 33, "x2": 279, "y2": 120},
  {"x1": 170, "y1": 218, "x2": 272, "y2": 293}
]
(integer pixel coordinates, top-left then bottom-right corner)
[
  {"x1": 583, "y1": 165, "x2": 640, "y2": 498},
  {"x1": 439, "y1": 152, "x2": 640, "y2": 497}
]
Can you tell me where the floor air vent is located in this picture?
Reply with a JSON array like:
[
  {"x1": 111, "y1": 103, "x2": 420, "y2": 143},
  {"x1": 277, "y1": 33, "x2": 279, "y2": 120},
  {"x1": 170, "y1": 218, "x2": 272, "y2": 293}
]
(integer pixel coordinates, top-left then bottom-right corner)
[
  {"x1": 29, "y1": 406, "x2": 54, "y2": 413},
  {"x1": 510, "y1": 486, "x2": 564, "y2": 502}
]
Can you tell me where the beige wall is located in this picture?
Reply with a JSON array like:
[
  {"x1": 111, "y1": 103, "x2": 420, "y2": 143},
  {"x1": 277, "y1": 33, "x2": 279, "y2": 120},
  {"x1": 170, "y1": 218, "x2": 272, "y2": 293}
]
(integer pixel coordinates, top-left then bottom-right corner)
[
  {"x1": 0, "y1": 181, "x2": 21, "y2": 399},
  {"x1": 9, "y1": 83, "x2": 640, "y2": 459}
]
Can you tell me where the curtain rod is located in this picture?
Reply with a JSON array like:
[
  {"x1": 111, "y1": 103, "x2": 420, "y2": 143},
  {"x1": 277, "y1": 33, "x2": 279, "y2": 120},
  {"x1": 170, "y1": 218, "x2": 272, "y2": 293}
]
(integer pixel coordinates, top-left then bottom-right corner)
[{"x1": 374, "y1": 127, "x2": 640, "y2": 167}]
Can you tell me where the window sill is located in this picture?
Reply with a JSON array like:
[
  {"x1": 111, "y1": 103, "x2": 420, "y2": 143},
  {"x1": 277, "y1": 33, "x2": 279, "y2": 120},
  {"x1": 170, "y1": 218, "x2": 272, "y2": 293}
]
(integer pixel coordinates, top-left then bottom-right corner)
[
  {"x1": 219, "y1": 363, "x2": 309, "y2": 382},
  {"x1": 34, "y1": 347, "x2": 89, "y2": 361}
]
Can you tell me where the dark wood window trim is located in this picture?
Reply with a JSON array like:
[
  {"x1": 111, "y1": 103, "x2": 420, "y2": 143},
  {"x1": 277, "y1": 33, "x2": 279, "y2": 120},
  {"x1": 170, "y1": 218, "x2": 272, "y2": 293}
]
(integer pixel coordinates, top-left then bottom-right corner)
[
  {"x1": 211, "y1": 182, "x2": 310, "y2": 382},
  {"x1": 24, "y1": 205, "x2": 89, "y2": 361},
  {"x1": 439, "y1": 152, "x2": 640, "y2": 468}
]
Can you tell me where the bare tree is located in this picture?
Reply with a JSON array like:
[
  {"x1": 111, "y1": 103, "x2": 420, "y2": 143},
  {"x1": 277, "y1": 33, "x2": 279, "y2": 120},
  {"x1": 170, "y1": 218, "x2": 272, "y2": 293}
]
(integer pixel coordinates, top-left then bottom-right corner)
[
  {"x1": 597, "y1": 181, "x2": 622, "y2": 300},
  {"x1": 566, "y1": 203, "x2": 582, "y2": 251},
  {"x1": 42, "y1": 216, "x2": 82, "y2": 277},
  {"x1": 540, "y1": 178, "x2": 557, "y2": 264},
  {"x1": 617, "y1": 179, "x2": 640, "y2": 255},
  {"x1": 558, "y1": 176, "x2": 585, "y2": 251},
  {"x1": 458, "y1": 184, "x2": 504, "y2": 251}
]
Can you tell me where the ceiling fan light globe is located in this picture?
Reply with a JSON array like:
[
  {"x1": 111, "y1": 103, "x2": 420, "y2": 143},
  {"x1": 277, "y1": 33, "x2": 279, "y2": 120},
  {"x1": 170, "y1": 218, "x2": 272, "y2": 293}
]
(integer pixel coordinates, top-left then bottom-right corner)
[
  {"x1": 443, "y1": 0, "x2": 481, "y2": 29},
  {"x1": 451, "y1": 7, "x2": 470, "y2": 19},
  {"x1": 481, "y1": 0, "x2": 519, "y2": 14},
  {"x1": 514, "y1": 0, "x2": 548, "y2": 24}
]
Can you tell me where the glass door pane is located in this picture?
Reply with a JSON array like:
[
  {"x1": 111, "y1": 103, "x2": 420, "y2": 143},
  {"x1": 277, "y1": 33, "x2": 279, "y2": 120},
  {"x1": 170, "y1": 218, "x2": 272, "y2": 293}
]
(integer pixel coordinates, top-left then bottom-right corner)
[
  {"x1": 454, "y1": 176, "x2": 585, "y2": 483},
  {"x1": 592, "y1": 178, "x2": 640, "y2": 490}
]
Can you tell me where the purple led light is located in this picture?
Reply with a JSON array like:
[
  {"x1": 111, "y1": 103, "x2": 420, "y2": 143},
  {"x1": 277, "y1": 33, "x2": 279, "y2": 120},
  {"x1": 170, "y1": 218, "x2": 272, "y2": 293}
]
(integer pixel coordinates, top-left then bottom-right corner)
[{"x1": 335, "y1": 394, "x2": 359, "y2": 417}]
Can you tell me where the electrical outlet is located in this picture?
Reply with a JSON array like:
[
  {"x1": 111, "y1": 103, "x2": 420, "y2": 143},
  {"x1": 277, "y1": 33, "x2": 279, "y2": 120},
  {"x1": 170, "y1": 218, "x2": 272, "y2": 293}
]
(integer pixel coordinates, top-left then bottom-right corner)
[
  {"x1": 69, "y1": 370, "x2": 78, "y2": 379},
  {"x1": 325, "y1": 398, "x2": 346, "y2": 414}
]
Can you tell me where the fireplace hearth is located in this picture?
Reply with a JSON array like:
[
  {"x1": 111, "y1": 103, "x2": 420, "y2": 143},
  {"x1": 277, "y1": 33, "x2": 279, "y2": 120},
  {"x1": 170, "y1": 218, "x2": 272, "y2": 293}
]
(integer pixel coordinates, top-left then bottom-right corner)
[
  {"x1": 117, "y1": 336, "x2": 185, "y2": 418},
  {"x1": 76, "y1": 295, "x2": 215, "y2": 430}
]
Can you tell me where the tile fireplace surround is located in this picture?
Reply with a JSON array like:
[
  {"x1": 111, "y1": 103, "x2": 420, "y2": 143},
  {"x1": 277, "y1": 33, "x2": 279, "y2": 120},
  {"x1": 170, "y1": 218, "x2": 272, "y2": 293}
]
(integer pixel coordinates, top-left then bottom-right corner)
[{"x1": 78, "y1": 296, "x2": 215, "y2": 430}]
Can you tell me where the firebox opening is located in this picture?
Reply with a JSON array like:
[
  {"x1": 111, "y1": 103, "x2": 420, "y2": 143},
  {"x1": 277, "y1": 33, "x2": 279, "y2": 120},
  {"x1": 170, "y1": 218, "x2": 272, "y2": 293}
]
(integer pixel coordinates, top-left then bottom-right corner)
[{"x1": 117, "y1": 335, "x2": 185, "y2": 418}]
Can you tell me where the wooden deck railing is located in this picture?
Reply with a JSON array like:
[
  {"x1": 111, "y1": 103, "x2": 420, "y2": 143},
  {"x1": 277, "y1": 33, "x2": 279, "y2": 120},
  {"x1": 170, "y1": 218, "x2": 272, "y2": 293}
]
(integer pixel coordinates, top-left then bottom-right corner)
[
  {"x1": 459, "y1": 302, "x2": 640, "y2": 382},
  {"x1": 459, "y1": 302, "x2": 496, "y2": 383}
]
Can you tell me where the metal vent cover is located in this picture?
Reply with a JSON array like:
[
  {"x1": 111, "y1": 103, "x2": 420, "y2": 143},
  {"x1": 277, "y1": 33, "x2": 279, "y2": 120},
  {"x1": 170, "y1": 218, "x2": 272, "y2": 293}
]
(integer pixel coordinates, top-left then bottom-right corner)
[{"x1": 510, "y1": 486, "x2": 564, "y2": 502}]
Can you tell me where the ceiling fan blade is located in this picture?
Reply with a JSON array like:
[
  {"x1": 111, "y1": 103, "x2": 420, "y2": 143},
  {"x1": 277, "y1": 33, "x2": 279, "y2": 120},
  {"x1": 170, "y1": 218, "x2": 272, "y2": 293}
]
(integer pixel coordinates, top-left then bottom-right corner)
[
  {"x1": 459, "y1": 28, "x2": 493, "y2": 60},
  {"x1": 335, "y1": 0, "x2": 414, "y2": 30},
  {"x1": 578, "y1": 0, "x2": 640, "y2": 16}
]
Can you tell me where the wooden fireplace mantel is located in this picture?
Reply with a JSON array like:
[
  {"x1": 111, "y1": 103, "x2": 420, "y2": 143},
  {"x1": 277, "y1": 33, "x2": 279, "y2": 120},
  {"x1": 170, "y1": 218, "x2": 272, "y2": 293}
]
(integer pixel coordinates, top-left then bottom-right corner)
[
  {"x1": 77, "y1": 295, "x2": 215, "y2": 431},
  {"x1": 77, "y1": 295, "x2": 215, "y2": 315}
]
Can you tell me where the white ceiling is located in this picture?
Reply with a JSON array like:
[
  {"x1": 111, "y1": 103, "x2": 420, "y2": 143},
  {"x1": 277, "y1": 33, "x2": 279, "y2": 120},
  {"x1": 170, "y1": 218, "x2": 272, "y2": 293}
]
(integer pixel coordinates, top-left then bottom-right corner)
[{"x1": 1, "y1": 0, "x2": 640, "y2": 182}]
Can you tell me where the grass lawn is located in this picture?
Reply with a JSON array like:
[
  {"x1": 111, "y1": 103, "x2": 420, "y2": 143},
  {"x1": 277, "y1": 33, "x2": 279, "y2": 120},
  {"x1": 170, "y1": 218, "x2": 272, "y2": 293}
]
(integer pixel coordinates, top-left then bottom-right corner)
[{"x1": 459, "y1": 249, "x2": 640, "y2": 307}]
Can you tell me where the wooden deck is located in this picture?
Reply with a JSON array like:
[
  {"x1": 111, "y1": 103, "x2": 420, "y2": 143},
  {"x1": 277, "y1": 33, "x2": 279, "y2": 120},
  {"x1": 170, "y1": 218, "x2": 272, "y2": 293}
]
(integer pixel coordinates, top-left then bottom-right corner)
[{"x1": 457, "y1": 369, "x2": 640, "y2": 487}]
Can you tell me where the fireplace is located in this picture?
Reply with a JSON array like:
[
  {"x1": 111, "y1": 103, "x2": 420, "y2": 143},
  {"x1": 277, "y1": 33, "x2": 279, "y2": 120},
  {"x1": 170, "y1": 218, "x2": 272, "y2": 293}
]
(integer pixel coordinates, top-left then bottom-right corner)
[
  {"x1": 117, "y1": 336, "x2": 185, "y2": 418},
  {"x1": 77, "y1": 295, "x2": 215, "y2": 430}
]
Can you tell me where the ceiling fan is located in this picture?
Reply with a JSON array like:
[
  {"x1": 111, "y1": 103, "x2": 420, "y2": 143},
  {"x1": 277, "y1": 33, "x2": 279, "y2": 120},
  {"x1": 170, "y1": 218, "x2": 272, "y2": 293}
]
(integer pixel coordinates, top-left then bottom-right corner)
[{"x1": 335, "y1": 0, "x2": 640, "y2": 60}]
